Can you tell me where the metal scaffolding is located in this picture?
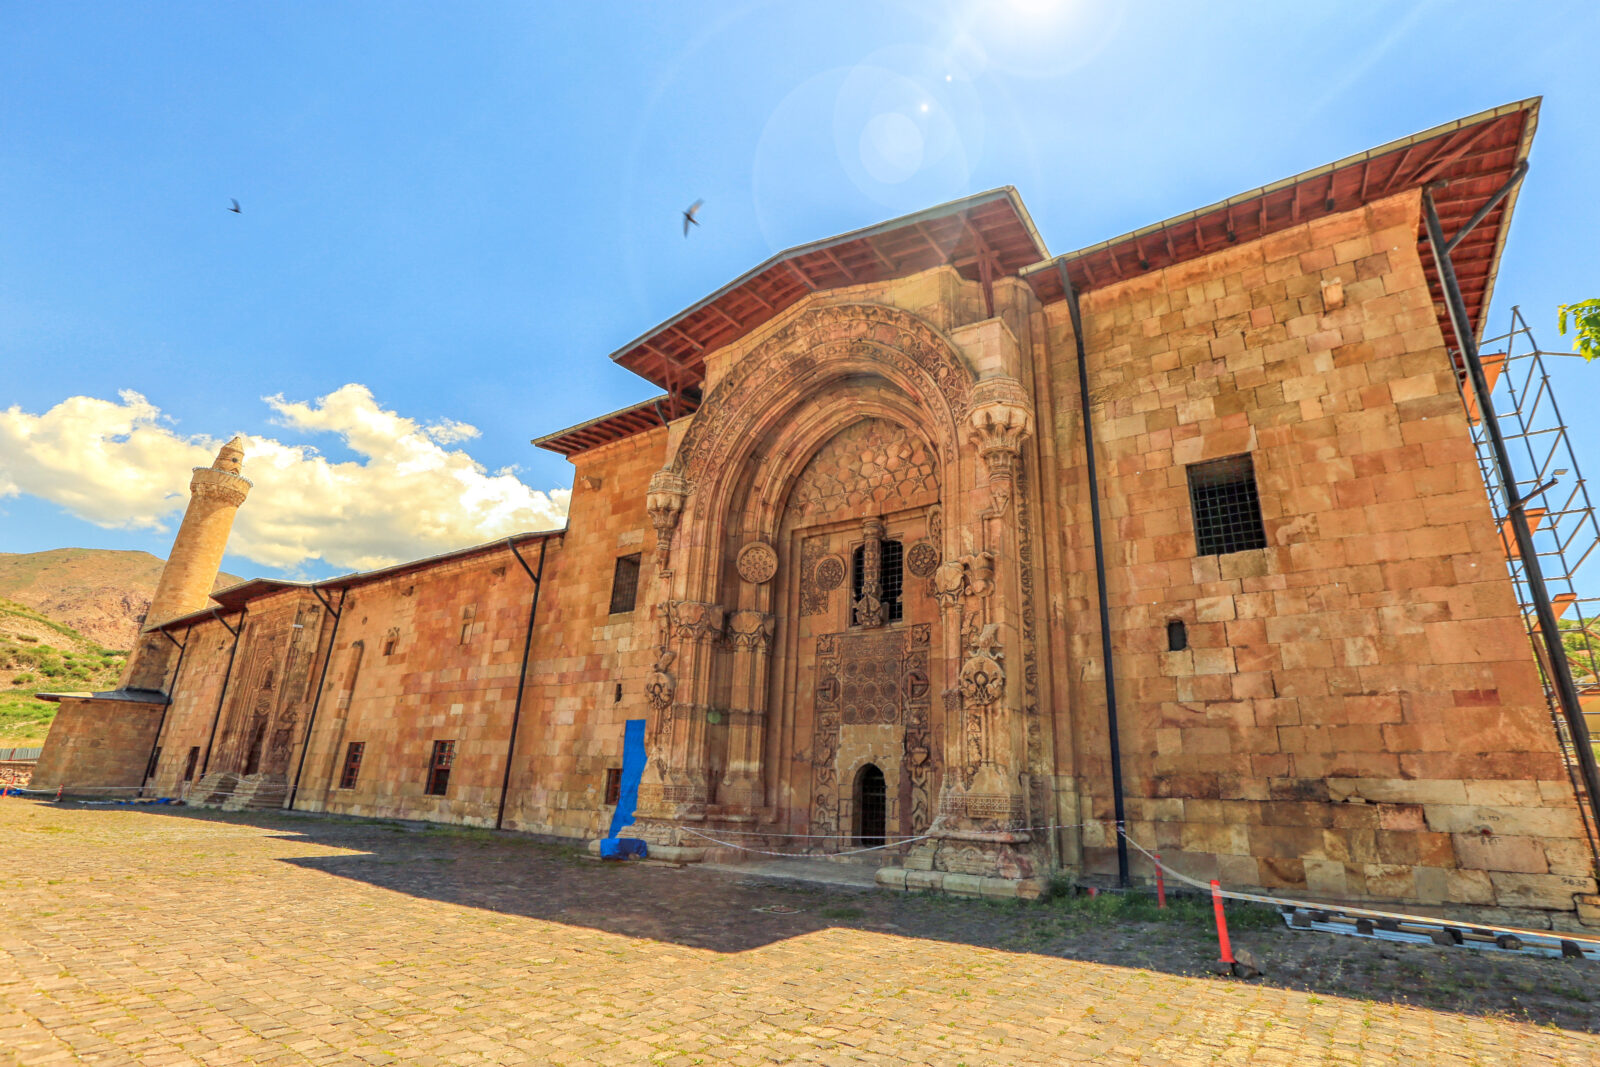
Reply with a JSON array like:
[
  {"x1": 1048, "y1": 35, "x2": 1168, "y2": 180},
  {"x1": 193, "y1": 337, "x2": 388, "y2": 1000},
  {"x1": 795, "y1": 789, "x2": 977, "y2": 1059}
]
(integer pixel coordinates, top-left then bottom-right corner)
[{"x1": 1449, "y1": 303, "x2": 1600, "y2": 869}]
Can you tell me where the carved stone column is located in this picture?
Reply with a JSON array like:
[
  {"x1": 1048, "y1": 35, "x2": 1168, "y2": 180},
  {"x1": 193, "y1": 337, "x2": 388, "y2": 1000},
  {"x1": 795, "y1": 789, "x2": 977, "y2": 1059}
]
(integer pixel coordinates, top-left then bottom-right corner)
[
  {"x1": 853, "y1": 516, "x2": 885, "y2": 628},
  {"x1": 657, "y1": 600, "x2": 724, "y2": 815},
  {"x1": 645, "y1": 469, "x2": 689, "y2": 572},
  {"x1": 719, "y1": 609, "x2": 776, "y2": 810},
  {"x1": 967, "y1": 377, "x2": 1034, "y2": 516}
]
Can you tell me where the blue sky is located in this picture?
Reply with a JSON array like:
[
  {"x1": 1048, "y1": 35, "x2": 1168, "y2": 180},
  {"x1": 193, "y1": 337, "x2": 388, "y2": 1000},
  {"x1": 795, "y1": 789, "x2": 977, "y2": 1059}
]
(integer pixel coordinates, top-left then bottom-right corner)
[{"x1": 2, "y1": 0, "x2": 1597, "y2": 581}]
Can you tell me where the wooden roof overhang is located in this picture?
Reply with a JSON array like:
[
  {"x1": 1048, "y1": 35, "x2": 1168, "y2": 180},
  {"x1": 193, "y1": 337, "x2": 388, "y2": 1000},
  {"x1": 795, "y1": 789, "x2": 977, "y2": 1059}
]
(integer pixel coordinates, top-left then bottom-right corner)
[
  {"x1": 533, "y1": 393, "x2": 701, "y2": 457},
  {"x1": 607, "y1": 188, "x2": 1050, "y2": 394},
  {"x1": 1022, "y1": 98, "x2": 1539, "y2": 354},
  {"x1": 151, "y1": 531, "x2": 565, "y2": 631}
]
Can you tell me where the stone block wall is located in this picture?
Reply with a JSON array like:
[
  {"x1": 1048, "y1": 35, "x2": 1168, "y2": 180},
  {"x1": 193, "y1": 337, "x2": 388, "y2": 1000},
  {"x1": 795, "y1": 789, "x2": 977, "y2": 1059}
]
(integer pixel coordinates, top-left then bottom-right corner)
[
  {"x1": 502, "y1": 428, "x2": 666, "y2": 838},
  {"x1": 29, "y1": 694, "x2": 165, "y2": 795},
  {"x1": 1043, "y1": 188, "x2": 1596, "y2": 913},
  {"x1": 296, "y1": 549, "x2": 543, "y2": 825}
]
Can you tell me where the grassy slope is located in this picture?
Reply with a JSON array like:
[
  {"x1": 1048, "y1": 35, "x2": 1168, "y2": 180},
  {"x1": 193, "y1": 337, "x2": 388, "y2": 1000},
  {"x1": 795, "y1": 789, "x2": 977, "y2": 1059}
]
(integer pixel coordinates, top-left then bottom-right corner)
[{"x1": 0, "y1": 598, "x2": 127, "y2": 748}]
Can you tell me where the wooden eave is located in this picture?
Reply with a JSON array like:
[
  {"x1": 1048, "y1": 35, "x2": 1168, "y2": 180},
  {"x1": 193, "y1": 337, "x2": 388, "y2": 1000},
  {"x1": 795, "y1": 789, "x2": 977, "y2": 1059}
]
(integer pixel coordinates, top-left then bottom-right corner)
[
  {"x1": 1022, "y1": 98, "x2": 1540, "y2": 354},
  {"x1": 533, "y1": 392, "x2": 702, "y2": 458},
  {"x1": 608, "y1": 188, "x2": 1050, "y2": 392}
]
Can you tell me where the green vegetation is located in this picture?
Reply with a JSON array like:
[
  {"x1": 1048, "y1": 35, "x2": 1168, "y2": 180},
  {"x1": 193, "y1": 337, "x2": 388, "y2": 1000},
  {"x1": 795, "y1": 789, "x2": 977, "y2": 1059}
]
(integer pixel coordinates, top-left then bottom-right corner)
[
  {"x1": 1558, "y1": 299, "x2": 1600, "y2": 362},
  {"x1": 0, "y1": 598, "x2": 127, "y2": 748},
  {"x1": 1043, "y1": 884, "x2": 1281, "y2": 930}
]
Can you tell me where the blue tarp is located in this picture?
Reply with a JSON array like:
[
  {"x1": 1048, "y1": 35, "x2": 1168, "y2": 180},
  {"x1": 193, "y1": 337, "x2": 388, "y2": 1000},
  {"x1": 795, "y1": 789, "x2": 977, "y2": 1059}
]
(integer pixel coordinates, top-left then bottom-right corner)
[{"x1": 600, "y1": 718, "x2": 648, "y2": 860}]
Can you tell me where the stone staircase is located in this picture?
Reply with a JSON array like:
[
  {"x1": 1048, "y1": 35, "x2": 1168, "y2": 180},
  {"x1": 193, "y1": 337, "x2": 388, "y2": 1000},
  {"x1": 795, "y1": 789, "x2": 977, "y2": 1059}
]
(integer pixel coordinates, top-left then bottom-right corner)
[{"x1": 186, "y1": 772, "x2": 288, "y2": 811}]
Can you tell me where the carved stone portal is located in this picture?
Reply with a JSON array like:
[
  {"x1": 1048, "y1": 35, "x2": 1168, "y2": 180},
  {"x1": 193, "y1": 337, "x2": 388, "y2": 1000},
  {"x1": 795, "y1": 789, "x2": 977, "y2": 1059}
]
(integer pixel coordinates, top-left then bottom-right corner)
[{"x1": 811, "y1": 623, "x2": 933, "y2": 837}]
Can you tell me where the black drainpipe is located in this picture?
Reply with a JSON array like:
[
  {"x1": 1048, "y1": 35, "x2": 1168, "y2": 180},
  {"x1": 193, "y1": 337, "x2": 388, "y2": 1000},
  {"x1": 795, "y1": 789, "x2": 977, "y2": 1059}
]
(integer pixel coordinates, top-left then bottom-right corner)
[
  {"x1": 198, "y1": 605, "x2": 246, "y2": 778},
  {"x1": 497, "y1": 536, "x2": 548, "y2": 830},
  {"x1": 287, "y1": 586, "x2": 346, "y2": 810},
  {"x1": 139, "y1": 626, "x2": 190, "y2": 795},
  {"x1": 1057, "y1": 259, "x2": 1130, "y2": 887}
]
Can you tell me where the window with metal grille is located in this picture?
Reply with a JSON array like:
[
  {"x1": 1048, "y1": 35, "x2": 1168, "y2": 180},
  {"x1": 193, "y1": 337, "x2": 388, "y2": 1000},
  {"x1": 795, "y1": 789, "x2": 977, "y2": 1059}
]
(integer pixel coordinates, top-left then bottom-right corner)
[
  {"x1": 1187, "y1": 454, "x2": 1268, "y2": 556},
  {"x1": 850, "y1": 540, "x2": 905, "y2": 623},
  {"x1": 425, "y1": 740, "x2": 455, "y2": 796},
  {"x1": 608, "y1": 554, "x2": 642, "y2": 614},
  {"x1": 340, "y1": 742, "x2": 365, "y2": 789},
  {"x1": 145, "y1": 746, "x2": 161, "y2": 781},
  {"x1": 604, "y1": 767, "x2": 622, "y2": 806},
  {"x1": 183, "y1": 746, "x2": 200, "y2": 782}
]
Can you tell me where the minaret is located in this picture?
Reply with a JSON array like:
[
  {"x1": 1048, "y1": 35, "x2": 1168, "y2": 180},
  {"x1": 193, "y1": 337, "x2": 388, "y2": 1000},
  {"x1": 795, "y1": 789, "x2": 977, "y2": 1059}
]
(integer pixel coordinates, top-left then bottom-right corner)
[{"x1": 121, "y1": 436, "x2": 253, "y2": 692}]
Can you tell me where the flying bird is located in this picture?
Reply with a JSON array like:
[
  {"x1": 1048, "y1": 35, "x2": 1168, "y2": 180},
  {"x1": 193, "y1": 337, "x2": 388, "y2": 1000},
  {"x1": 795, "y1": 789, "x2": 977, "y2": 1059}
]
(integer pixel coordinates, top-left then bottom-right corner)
[
  {"x1": 229, "y1": 199, "x2": 241, "y2": 213},
  {"x1": 682, "y1": 199, "x2": 703, "y2": 237}
]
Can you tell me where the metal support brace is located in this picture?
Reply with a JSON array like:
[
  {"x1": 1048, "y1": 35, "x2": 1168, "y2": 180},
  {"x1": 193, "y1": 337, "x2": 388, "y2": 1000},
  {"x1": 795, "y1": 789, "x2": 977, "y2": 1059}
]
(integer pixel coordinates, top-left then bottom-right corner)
[
  {"x1": 1422, "y1": 178, "x2": 1600, "y2": 850},
  {"x1": 497, "y1": 536, "x2": 548, "y2": 830},
  {"x1": 286, "y1": 589, "x2": 344, "y2": 808}
]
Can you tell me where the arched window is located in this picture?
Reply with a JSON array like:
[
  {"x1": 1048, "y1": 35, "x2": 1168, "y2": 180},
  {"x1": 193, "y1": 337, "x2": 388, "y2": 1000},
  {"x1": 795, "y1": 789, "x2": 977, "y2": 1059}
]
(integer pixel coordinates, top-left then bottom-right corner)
[{"x1": 854, "y1": 763, "x2": 887, "y2": 848}]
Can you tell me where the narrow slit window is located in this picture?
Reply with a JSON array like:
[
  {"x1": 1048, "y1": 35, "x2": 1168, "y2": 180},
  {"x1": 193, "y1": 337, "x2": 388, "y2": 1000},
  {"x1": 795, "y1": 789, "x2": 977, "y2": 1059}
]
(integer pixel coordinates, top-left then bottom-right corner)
[
  {"x1": 609, "y1": 554, "x2": 642, "y2": 614},
  {"x1": 604, "y1": 767, "x2": 623, "y2": 806},
  {"x1": 425, "y1": 740, "x2": 455, "y2": 796},
  {"x1": 183, "y1": 746, "x2": 200, "y2": 782},
  {"x1": 613, "y1": 682, "x2": 623, "y2": 703},
  {"x1": 1167, "y1": 620, "x2": 1188, "y2": 652},
  {"x1": 145, "y1": 746, "x2": 162, "y2": 781},
  {"x1": 1187, "y1": 454, "x2": 1268, "y2": 556},
  {"x1": 340, "y1": 741, "x2": 365, "y2": 789}
]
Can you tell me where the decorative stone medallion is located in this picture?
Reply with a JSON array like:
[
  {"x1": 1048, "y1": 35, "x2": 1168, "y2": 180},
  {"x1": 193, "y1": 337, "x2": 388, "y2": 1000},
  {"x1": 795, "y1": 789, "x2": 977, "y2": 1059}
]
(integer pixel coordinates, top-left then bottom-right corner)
[
  {"x1": 813, "y1": 554, "x2": 846, "y2": 591},
  {"x1": 736, "y1": 541, "x2": 778, "y2": 584},
  {"x1": 905, "y1": 540, "x2": 939, "y2": 578}
]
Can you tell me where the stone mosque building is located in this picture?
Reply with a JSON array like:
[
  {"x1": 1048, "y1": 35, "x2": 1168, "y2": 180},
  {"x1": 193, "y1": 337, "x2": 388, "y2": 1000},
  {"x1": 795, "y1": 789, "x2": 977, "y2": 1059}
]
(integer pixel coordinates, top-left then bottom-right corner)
[{"x1": 33, "y1": 99, "x2": 1600, "y2": 923}]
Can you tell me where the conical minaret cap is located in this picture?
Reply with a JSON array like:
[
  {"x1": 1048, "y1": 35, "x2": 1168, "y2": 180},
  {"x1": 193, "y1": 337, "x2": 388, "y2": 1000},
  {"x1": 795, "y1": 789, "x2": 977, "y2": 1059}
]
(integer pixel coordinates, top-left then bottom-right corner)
[{"x1": 211, "y1": 435, "x2": 247, "y2": 475}]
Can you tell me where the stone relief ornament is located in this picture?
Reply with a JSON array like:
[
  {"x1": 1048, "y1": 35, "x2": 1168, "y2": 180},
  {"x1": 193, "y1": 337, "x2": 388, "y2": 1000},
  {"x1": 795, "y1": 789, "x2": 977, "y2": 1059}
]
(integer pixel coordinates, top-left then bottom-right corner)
[
  {"x1": 854, "y1": 517, "x2": 886, "y2": 628},
  {"x1": 644, "y1": 648, "x2": 677, "y2": 712},
  {"x1": 667, "y1": 600, "x2": 726, "y2": 643},
  {"x1": 967, "y1": 376, "x2": 1034, "y2": 516},
  {"x1": 905, "y1": 540, "x2": 940, "y2": 578},
  {"x1": 814, "y1": 554, "x2": 846, "y2": 591},
  {"x1": 959, "y1": 624, "x2": 1006, "y2": 707},
  {"x1": 728, "y1": 610, "x2": 776, "y2": 650},
  {"x1": 645, "y1": 469, "x2": 689, "y2": 570},
  {"x1": 736, "y1": 541, "x2": 778, "y2": 585}
]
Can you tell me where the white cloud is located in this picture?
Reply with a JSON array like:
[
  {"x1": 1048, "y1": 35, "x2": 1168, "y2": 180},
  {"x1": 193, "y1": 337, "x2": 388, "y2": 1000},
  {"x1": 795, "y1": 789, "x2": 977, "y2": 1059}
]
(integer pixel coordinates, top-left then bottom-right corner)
[{"x1": 0, "y1": 385, "x2": 570, "y2": 573}]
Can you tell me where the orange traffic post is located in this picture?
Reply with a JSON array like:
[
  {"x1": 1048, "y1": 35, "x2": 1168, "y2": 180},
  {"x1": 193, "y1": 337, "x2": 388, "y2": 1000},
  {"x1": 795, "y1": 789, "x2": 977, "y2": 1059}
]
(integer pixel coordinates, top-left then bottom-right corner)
[
  {"x1": 1154, "y1": 853, "x2": 1167, "y2": 909},
  {"x1": 1211, "y1": 879, "x2": 1234, "y2": 964}
]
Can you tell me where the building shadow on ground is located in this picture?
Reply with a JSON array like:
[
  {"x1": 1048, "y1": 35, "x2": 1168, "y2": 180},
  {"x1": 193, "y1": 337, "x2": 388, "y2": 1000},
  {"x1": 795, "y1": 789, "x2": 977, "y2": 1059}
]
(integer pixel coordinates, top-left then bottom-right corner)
[{"x1": 125, "y1": 803, "x2": 1600, "y2": 1034}]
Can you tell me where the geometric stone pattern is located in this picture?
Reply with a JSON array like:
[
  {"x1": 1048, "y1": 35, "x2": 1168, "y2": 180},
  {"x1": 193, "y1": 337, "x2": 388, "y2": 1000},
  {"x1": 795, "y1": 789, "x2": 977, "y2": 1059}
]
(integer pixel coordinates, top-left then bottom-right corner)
[{"x1": 786, "y1": 416, "x2": 939, "y2": 524}]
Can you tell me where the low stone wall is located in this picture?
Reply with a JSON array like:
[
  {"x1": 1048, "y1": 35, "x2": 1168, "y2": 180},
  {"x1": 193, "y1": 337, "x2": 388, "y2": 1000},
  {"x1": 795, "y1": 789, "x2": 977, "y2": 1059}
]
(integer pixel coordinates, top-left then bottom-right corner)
[{"x1": 0, "y1": 760, "x2": 33, "y2": 789}]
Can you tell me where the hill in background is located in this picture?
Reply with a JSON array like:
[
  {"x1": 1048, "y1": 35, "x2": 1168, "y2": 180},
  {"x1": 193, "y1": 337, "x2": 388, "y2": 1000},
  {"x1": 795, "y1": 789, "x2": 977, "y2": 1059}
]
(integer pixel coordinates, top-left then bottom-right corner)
[
  {"x1": 1, "y1": 598, "x2": 127, "y2": 748},
  {"x1": 0, "y1": 548, "x2": 244, "y2": 651}
]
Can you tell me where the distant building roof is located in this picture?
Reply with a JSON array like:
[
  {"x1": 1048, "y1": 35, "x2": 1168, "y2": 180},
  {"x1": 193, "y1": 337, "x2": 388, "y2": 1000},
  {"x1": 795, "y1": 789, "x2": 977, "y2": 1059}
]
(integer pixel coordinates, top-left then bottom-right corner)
[{"x1": 151, "y1": 530, "x2": 562, "y2": 632}]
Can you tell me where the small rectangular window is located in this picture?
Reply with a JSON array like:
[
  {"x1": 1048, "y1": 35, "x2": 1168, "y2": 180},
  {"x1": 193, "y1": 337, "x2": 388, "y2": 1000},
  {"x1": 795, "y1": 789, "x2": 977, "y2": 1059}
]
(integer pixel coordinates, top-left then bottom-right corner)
[
  {"x1": 1187, "y1": 454, "x2": 1269, "y2": 556},
  {"x1": 604, "y1": 767, "x2": 623, "y2": 806},
  {"x1": 459, "y1": 622, "x2": 473, "y2": 645},
  {"x1": 183, "y1": 746, "x2": 200, "y2": 782},
  {"x1": 340, "y1": 741, "x2": 365, "y2": 789},
  {"x1": 425, "y1": 740, "x2": 455, "y2": 796},
  {"x1": 609, "y1": 554, "x2": 642, "y2": 614}
]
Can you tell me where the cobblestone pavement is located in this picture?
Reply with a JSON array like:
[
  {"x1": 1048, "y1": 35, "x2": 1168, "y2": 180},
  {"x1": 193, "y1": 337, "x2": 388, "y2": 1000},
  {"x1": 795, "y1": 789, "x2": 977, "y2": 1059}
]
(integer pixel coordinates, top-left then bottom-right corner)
[{"x1": 2, "y1": 800, "x2": 1597, "y2": 1065}]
